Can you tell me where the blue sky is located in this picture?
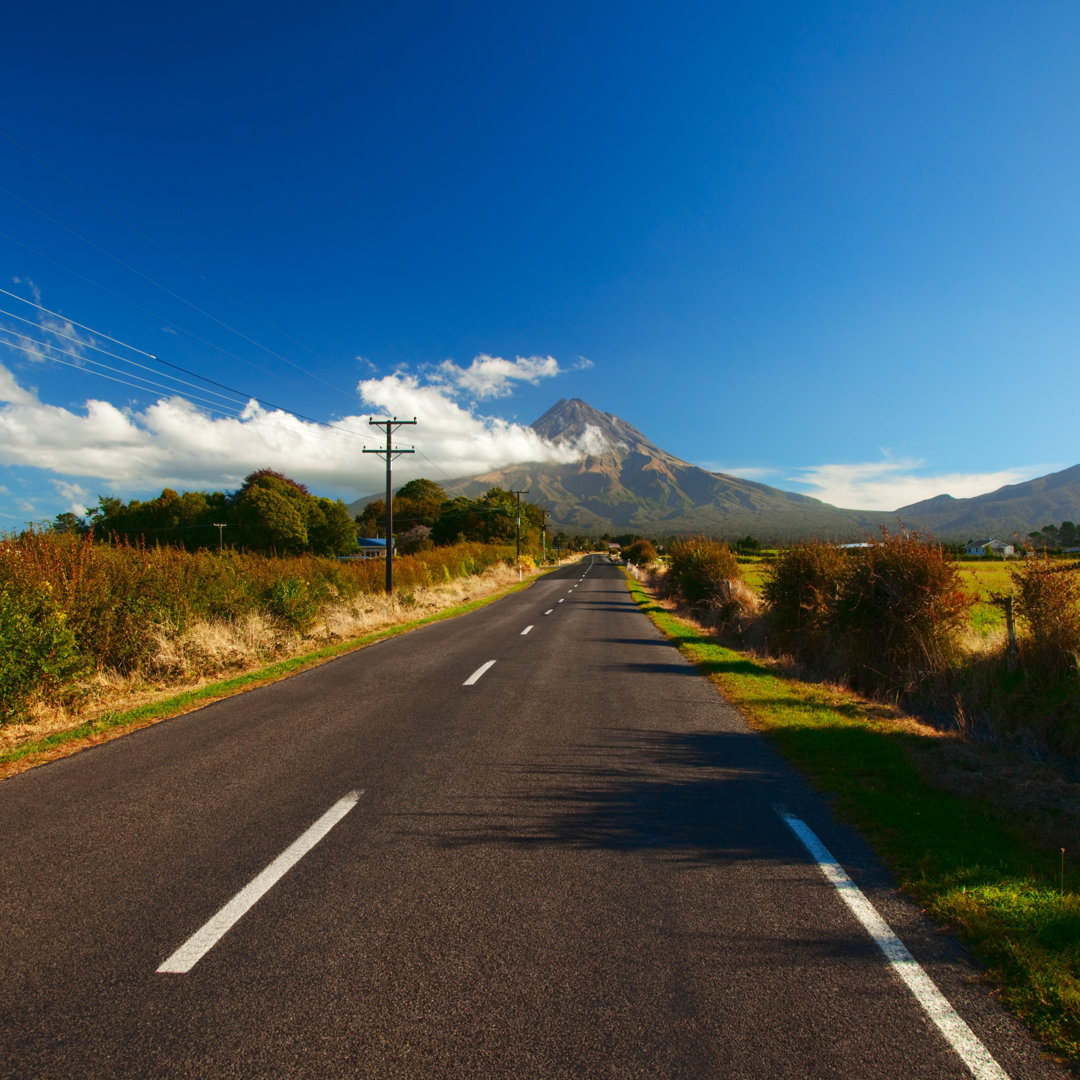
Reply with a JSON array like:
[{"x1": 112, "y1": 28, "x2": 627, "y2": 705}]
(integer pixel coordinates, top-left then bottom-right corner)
[{"x1": 2, "y1": 1, "x2": 1078, "y2": 529}]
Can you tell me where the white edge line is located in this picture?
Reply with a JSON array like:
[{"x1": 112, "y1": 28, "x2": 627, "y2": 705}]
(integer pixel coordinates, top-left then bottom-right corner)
[
  {"x1": 157, "y1": 789, "x2": 364, "y2": 974},
  {"x1": 463, "y1": 659, "x2": 496, "y2": 686},
  {"x1": 521, "y1": 625, "x2": 534, "y2": 635},
  {"x1": 779, "y1": 812, "x2": 1009, "y2": 1080}
]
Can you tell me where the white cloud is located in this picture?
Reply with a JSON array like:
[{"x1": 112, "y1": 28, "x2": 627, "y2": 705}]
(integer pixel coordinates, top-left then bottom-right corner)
[
  {"x1": 357, "y1": 372, "x2": 582, "y2": 476},
  {"x1": 0, "y1": 363, "x2": 38, "y2": 405},
  {"x1": 0, "y1": 360, "x2": 588, "y2": 502},
  {"x1": 696, "y1": 461, "x2": 779, "y2": 480},
  {"x1": 786, "y1": 459, "x2": 1042, "y2": 511},
  {"x1": 435, "y1": 353, "x2": 562, "y2": 399},
  {"x1": 51, "y1": 479, "x2": 91, "y2": 515}
]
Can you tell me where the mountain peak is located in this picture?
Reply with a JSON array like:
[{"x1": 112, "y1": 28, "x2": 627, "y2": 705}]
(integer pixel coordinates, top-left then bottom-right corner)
[{"x1": 531, "y1": 398, "x2": 662, "y2": 457}]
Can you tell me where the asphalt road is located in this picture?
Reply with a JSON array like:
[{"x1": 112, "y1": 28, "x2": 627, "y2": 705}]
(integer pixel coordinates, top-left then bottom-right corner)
[{"x1": 0, "y1": 557, "x2": 1067, "y2": 1078}]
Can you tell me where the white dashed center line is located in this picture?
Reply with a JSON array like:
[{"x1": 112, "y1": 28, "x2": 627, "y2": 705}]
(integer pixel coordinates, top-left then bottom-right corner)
[
  {"x1": 543, "y1": 609, "x2": 554, "y2": 615},
  {"x1": 158, "y1": 790, "x2": 364, "y2": 974},
  {"x1": 521, "y1": 625, "x2": 534, "y2": 635},
  {"x1": 463, "y1": 660, "x2": 496, "y2": 685}
]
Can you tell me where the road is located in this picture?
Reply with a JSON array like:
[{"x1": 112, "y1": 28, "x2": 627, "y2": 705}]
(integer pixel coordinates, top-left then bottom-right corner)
[{"x1": 0, "y1": 557, "x2": 1066, "y2": 1078}]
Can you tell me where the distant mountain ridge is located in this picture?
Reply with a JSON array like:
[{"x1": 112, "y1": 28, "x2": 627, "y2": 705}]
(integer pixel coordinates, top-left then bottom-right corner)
[
  {"x1": 439, "y1": 399, "x2": 891, "y2": 541},
  {"x1": 894, "y1": 464, "x2": 1080, "y2": 540},
  {"x1": 349, "y1": 398, "x2": 1080, "y2": 542}
]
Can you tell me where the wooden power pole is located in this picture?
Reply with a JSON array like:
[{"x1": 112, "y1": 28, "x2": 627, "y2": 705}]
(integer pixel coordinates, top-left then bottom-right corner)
[{"x1": 363, "y1": 417, "x2": 416, "y2": 594}]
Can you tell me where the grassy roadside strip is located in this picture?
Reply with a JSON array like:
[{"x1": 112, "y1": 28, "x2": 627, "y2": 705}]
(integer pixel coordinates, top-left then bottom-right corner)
[
  {"x1": 625, "y1": 574, "x2": 1080, "y2": 1070},
  {"x1": 0, "y1": 573, "x2": 541, "y2": 779}
]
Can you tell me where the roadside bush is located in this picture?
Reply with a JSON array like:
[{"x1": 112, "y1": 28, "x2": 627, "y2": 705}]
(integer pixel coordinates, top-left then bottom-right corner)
[
  {"x1": 0, "y1": 529, "x2": 518, "y2": 695},
  {"x1": 267, "y1": 576, "x2": 321, "y2": 631},
  {"x1": 831, "y1": 532, "x2": 969, "y2": 695},
  {"x1": 663, "y1": 536, "x2": 757, "y2": 631},
  {"x1": 0, "y1": 585, "x2": 86, "y2": 724},
  {"x1": 763, "y1": 541, "x2": 850, "y2": 652},
  {"x1": 624, "y1": 539, "x2": 657, "y2": 566},
  {"x1": 762, "y1": 533, "x2": 969, "y2": 697},
  {"x1": 1012, "y1": 558, "x2": 1080, "y2": 680},
  {"x1": 666, "y1": 537, "x2": 741, "y2": 610}
]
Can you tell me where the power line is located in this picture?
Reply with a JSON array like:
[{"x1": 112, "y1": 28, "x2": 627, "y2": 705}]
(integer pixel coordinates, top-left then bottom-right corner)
[
  {"x1": 0, "y1": 308, "x2": 245, "y2": 409},
  {"x1": 0, "y1": 182, "x2": 352, "y2": 396},
  {"x1": 0, "y1": 126, "x2": 336, "y2": 372},
  {"x1": 0, "y1": 229, "x2": 305, "y2": 384},
  {"x1": 0, "y1": 287, "x2": 381, "y2": 444},
  {"x1": 0, "y1": 286, "x2": 156, "y2": 358}
]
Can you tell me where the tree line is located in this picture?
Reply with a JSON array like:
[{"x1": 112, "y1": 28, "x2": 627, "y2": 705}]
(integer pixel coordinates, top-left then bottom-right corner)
[
  {"x1": 47, "y1": 472, "x2": 592, "y2": 558},
  {"x1": 1028, "y1": 521, "x2": 1079, "y2": 552}
]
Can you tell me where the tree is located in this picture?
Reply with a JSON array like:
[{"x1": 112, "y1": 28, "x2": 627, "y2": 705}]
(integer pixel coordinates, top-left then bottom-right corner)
[
  {"x1": 393, "y1": 478, "x2": 447, "y2": 524},
  {"x1": 355, "y1": 499, "x2": 385, "y2": 537},
  {"x1": 397, "y1": 523, "x2": 433, "y2": 554},
  {"x1": 233, "y1": 481, "x2": 308, "y2": 553},
  {"x1": 51, "y1": 512, "x2": 87, "y2": 535},
  {"x1": 308, "y1": 497, "x2": 359, "y2": 556}
]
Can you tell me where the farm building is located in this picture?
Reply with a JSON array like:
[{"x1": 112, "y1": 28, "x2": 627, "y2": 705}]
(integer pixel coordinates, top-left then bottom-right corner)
[{"x1": 964, "y1": 539, "x2": 1015, "y2": 557}]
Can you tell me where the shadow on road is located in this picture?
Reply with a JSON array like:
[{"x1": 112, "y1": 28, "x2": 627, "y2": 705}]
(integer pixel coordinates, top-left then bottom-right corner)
[{"x1": 419, "y1": 727, "x2": 793, "y2": 864}]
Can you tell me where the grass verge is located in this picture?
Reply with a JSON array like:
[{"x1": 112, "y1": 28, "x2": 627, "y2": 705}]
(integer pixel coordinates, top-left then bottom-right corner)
[
  {"x1": 0, "y1": 574, "x2": 539, "y2": 780},
  {"x1": 626, "y1": 574, "x2": 1080, "y2": 1070}
]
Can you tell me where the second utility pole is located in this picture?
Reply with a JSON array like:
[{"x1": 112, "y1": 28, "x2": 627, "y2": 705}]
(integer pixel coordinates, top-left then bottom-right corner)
[
  {"x1": 511, "y1": 488, "x2": 529, "y2": 581},
  {"x1": 364, "y1": 416, "x2": 416, "y2": 594}
]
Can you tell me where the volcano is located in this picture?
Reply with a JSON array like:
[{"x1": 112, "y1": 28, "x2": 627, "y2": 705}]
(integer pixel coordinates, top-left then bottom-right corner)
[{"x1": 440, "y1": 399, "x2": 889, "y2": 540}]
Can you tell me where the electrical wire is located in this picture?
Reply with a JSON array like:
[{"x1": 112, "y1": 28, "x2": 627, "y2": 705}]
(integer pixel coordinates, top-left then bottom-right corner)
[
  {"x1": 0, "y1": 182, "x2": 354, "y2": 396},
  {"x1": 0, "y1": 229, "x2": 303, "y2": 384},
  {"x1": 0, "y1": 286, "x2": 156, "y2": 358},
  {"x1": 0, "y1": 283, "x2": 381, "y2": 442},
  {"x1": 0, "y1": 327, "x2": 386, "y2": 454},
  {"x1": 0, "y1": 126, "x2": 335, "y2": 371}
]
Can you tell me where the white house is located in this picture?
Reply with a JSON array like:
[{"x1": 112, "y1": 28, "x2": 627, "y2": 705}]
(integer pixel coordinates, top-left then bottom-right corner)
[{"x1": 965, "y1": 539, "x2": 1015, "y2": 557}]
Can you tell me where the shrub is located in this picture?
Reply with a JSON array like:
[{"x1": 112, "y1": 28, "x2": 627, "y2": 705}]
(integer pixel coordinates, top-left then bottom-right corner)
[
  {"x1": 267, "y1": 576, "x2": 321, "y2": 631},
  {"x1": 664, "y1": 536, "x2": 757, "y2": 631},
  {"x1": 0, "y1": 584, "x2": 87, "y2": 723},
  {"x1": 624, "y1": 539, "x2": 657, "y2": 566},
  {"x1": 1011, "y1": 558, "x2": 1080, "y2": 679},
  {"x1": 831, "y1": 532, "x2": 969, "y2": 695},
  {"x1": 763, "y1": 541, "x2": 850, "y2": 651}
]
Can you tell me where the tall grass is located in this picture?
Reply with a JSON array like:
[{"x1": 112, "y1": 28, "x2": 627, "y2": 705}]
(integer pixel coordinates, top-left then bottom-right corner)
[{"x1": 0, "y1": 529, "x2": 514, "y2": 723}]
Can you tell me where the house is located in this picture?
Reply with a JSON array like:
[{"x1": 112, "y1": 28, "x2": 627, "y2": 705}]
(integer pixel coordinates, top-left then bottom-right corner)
[
  {"x1": 965, "y1": 539, "x2": 1015, "y2": 557},
  {"x1": 338, "y1": 537, "x2": 393, "y2": 561}
]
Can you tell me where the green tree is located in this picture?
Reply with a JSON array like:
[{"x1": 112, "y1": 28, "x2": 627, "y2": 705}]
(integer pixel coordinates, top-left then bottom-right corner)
[
  {"x1": 355, "y1": 499, "x2": 385, "y2": 537},
  {"x1": 232, "y1": 476, "x2": 309, "y2": 553},
  {"x1": 51, "y1": 512, "x2": 87, "y2": 535},
  {"x1": 308, "y1": 497, "x2": 359, "y2": 556},
  {"x1": 393, "y1": 478, "x2": 447, "y2": 524}
]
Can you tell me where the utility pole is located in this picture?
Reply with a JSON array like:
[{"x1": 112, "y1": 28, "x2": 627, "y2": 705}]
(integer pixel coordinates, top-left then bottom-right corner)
[
  {"x1": 364, "y1": 417, "x2": 416, "y2": 594},
  {"x1": 212, "y1": 523, "x2": 226, "y2": 552},
  {"x1": 511, "y1": 489, "x2": 530, "y2": 581}
]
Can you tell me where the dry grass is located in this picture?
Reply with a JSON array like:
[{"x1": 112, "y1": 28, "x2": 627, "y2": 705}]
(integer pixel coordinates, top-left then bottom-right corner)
[{"x1": 0, "y1": 561, "x2": 535, "y2": 760}]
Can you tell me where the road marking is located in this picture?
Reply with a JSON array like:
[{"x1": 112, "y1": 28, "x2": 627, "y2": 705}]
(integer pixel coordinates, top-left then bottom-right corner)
[
  {"x1": 557, "y1": 598, "x2": 565, "y2": 603},
  {"x1": 158, "y1": 790, "x2": 364, "y2": 975},
  {"x1": 780, "y1": 812, "x2": 1009, "y2": 1080},
  {"x1": 543, "y1": 609, "x2": 554, "y2": 615},
  {"x1": 463, "y1": 659, "x2": 496, "y2": 685},
  {"x1": 521, "y1": 625, "x2": 534, "y2": 635}
]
